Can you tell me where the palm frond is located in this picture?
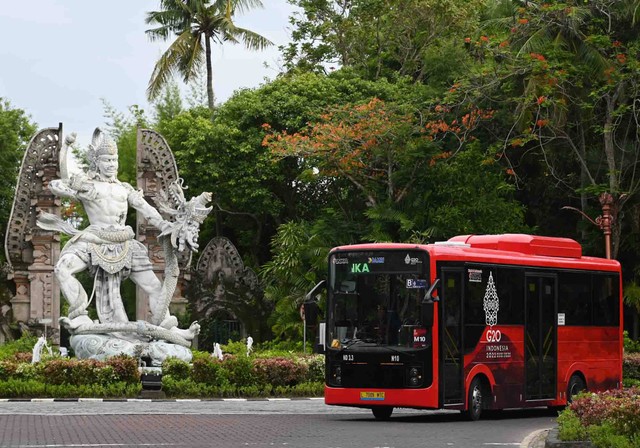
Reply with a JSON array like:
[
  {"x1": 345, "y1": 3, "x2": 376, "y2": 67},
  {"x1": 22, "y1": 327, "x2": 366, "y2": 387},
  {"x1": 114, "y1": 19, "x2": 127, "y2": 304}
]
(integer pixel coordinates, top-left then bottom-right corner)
[{"x1": 147, "y1": 30, "x2": 199, "y2": 100}]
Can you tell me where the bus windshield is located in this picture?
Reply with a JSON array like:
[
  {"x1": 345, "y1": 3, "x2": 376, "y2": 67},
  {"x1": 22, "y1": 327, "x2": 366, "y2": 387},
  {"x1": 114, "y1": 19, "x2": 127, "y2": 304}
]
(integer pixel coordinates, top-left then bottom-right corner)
[{"x1": 328, "y1": 250, "x2": 430, "y2": 348}]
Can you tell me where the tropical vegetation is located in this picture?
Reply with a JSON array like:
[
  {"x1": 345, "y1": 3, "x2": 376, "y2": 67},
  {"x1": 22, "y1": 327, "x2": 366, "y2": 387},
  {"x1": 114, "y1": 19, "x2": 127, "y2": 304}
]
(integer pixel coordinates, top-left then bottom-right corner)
[{"x1": 1, "y1": 0, "x2": 640, "y2": 353}]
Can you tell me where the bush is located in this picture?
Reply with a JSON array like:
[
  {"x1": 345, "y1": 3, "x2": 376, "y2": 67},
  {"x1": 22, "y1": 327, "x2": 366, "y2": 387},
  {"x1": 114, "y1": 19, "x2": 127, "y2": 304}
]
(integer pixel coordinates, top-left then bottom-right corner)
[
  {"x1": 624, "y1": 353, "x2": 640, "y2": 381},
  {"x1": 161, "y1": 357, "x2": 191, "y2": 380},
  {"x1": 557, "y1": 408, "x2": 588, "y2": 442},
  {"x1": 560, "y1": 387, "x2": 640, "y2": 446},
  {"x1": 624, "y1": 331, "x2": 640, "y2": 353},
  {"x1": 105, "y1": 355, "x2": 139, "y2": 384},
  {"x1": 300, "y1": 355, "x2": 325, "y2": 382},
  {"x1": 0, "y1": 336, "x2": 38, "y2": 361},
  {"x1": 221, "y1": 340, "x2": 250, "y2": 356},
  {"x1": 221, "y1": 355, "x2": 256, "y2": 387},
  {"x1": 191, "y1": 357, "x2": 227, "y2": 385},
  {"x1": 253, "y1": 357, "x2": 308, "y2": 387}
]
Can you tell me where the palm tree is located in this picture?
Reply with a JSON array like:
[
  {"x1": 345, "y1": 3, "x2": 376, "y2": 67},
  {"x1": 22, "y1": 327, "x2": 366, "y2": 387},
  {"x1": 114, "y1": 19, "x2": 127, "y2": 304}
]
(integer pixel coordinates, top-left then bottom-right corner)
[{"x1": 145, "y1": 0, "x2": 273, "y2": 112}]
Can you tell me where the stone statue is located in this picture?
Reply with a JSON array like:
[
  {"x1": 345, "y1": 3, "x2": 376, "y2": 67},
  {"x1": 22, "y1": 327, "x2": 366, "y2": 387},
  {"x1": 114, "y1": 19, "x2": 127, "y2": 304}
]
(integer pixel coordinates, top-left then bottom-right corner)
[{"x1": 37, "y1": 128, "x2": 212, "y2": 366}]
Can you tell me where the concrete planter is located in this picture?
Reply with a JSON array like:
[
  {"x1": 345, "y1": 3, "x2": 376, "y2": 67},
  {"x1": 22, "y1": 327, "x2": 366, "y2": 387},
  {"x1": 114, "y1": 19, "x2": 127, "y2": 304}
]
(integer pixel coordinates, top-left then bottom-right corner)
[{"x1": 545, "y1": 428, "x2": 593, "y2": 448}]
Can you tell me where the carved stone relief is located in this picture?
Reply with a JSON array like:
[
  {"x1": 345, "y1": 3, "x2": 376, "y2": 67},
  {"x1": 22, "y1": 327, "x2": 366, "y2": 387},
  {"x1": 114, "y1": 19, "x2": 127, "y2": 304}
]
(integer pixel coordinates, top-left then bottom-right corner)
[
  {"x1": 136, "y1": 128, "x2": 190, "y2": 320},
  {"x1": 4, "y1": 125, "x2": 61, "y2": 340}
]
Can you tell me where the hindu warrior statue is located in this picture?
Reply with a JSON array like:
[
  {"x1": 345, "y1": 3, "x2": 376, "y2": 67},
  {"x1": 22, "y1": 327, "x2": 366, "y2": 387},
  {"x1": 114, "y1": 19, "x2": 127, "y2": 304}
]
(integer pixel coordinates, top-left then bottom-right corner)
[{"x1": 37, "y1": 128, "x2": 211, "y2": 366}]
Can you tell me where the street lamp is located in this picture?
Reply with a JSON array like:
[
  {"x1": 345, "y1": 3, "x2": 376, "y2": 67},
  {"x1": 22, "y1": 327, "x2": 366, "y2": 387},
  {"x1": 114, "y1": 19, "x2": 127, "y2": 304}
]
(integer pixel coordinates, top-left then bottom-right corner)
[{"x1": 562, "y1": 192, "x2": 616, "y2": 259}]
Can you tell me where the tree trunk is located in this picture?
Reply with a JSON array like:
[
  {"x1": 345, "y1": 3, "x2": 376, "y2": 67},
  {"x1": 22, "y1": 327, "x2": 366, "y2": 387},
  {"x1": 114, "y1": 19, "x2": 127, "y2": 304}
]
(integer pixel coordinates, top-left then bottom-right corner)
[{"x1": 205, "y1": 36, "x2": 215, "y2": 115}]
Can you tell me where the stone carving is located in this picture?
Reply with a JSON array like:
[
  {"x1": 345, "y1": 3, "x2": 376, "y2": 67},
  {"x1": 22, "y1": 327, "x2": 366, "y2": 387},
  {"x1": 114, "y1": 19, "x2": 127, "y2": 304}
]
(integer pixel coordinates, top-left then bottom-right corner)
[
  {"x1": 36, "y1": 128, "x2": 212, "y2": 366},
  {"x1": 191, "y1": 236, "x2": 269, "y2": 344},
  {"x1": 4, "y1": 125, "x2": 61, "y2": 340},
  {"x1": 136, "y1": 129, "x2": 192, "y2": 320}
]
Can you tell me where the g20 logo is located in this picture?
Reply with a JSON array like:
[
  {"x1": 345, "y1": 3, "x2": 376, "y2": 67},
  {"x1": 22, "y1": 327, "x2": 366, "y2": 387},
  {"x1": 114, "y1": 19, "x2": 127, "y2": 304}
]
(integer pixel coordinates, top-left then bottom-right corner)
[{"x1": 486, "y1": 329, "x2": 502, "y2": 342}]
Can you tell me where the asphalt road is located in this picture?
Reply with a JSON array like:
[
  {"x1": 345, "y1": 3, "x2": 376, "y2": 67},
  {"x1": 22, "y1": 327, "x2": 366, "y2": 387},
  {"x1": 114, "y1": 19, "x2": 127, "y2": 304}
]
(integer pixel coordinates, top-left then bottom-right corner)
[{"x1": 0, "y1": 399, "x2": 557, "y2": 448}]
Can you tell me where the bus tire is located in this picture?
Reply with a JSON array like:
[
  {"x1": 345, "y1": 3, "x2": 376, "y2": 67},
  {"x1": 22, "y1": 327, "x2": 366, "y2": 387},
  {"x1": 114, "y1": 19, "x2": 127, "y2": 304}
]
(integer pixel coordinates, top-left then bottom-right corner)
[
  {"x1": 567, "y1": 375, "x2": 586, "y2": 403},
  {"x1": 372, "y1": 406, "x2": 393, "y2": 421},
  {"x1": 464, "y1": 377, "x2": 485, "y2": 421}
]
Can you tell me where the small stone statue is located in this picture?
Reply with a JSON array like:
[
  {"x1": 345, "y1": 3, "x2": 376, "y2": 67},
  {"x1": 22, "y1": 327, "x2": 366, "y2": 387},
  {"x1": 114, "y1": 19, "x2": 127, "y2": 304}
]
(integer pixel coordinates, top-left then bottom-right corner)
[
  {"x1": 37, "y1": 128, "x2": 212, "y2": 366},
  {"x1": 246, "y1": 336, "x2": 253, "y2": 357},
  {"x1": 213, "y1": 342, "x2": 223, "y2": 360},
  {"x1": 31, "y1": 335, "x2": 51, "y2": 364}
]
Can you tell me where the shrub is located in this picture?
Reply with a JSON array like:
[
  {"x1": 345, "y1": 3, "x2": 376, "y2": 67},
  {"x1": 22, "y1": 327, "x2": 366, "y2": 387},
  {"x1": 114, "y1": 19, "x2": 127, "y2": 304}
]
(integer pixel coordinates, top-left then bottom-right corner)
[
  {"x1": 161, "y1": 357, "x2": 191, "y2": 380},
  {"x1": 557, "y1": 409, "x2": 588, "y2": 441},
  {"x1": 221, "y1": 340, "x2": 250, "y2": 356},
  {"x1": 14, "y1": 362, "x2": 42, "y2": 381},
  {"x1": 0, "y1": 360, "x2": 18, "y2": 377},
  {"x1": 588, "y1": 422, "x2": 635, "y2": 448},
  {"x1": 564, "y1": 387, "x2": 640, "y2": 446},
  {"x1": 104, "y1": 355, "x2": 139, "y2": 384},
  {"x1": 300, "y1": 355, "x2": 325, "y2": 382},
  {"x1": 0, "y1": 336, "x2": 38, "y2": 361},
  {"x1": 223, "y1": 354, "x2": 257, "y2": 387},
  {"x1": 0, "y1": 379, "x2": 46, "y2": 398},
  {"x1": 253, "y1": 357, "x2": 308, "y2": 387},
  {"x1": 191, "y1": 357, "x2": 227, "y2": 385},
  {"x1": 623, "y1": 331, "x2": 640, "y2": 353},
  {"x1": 624, "y1": 353, "x2": 640, "y2": 381}
]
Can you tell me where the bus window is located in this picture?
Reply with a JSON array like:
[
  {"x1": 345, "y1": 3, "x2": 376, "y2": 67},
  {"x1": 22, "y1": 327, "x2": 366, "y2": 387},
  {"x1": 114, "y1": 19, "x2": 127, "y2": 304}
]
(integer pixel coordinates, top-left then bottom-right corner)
[
  {"x1": 558, "y1": 272, "x2": 591, "y2": 325},
  {"x1": 496, "y1": 267, "x2": 524, "y2": 324},
  {"x1": 592, "y1": 274, "x2": 620, "y2": 326}
]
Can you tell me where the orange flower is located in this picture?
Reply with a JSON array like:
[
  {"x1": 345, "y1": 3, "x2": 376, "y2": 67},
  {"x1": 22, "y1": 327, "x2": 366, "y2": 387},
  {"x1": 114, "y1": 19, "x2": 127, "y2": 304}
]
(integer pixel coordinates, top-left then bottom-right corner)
[
  {"x1": 536, "y1": 96, "x2": 546, "y2": 105},
  {"x1": 480, "y1": 36, "x2": 489, "y2": 42},
  {"x1": 616, "y1": 53, "x2": 626, "y2": 64},
  {"x1": 464, "y1": 37, "x2": 471, "y2": 43},
  {"x1": 518, "y1": 18, "x2": 528, "y2": 24}
]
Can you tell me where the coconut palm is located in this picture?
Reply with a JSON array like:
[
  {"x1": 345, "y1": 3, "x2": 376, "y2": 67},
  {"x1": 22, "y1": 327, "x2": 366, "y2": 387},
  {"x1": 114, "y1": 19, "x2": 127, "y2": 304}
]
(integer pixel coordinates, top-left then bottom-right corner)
[{"x1": 145, "y1": 0, "x2": 273, "y2": 112}]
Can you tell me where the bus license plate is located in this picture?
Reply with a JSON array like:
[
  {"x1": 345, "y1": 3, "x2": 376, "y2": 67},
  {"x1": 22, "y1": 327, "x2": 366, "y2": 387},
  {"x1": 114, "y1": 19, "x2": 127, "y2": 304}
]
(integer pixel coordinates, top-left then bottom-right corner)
[{"x1": 360, "y1": 391, "x2": 385, "y2": 401}]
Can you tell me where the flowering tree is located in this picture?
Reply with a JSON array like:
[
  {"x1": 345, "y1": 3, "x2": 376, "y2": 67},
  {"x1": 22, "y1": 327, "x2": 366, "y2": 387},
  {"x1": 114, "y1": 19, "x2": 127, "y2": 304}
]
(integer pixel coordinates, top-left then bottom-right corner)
[
  {"x1": 448, "y1": 0, "x2": 640, "y2": 258},
  {"x1": 264, "y1": 98, "x2": 431, "y2": 208}
]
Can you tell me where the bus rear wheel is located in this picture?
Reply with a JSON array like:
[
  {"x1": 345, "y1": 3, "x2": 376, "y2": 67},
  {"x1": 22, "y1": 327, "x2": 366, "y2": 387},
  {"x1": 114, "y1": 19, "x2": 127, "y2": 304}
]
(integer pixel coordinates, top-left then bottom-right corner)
[
  {"x1": 372, "y1": 406, "x2": 393, "y2": 420},
  {"x1": 464, "y1": 377, "x2": 486, "y2": 421},
  {"x1": 567, "y1": 375, "x2": 586, "y2": 403}
]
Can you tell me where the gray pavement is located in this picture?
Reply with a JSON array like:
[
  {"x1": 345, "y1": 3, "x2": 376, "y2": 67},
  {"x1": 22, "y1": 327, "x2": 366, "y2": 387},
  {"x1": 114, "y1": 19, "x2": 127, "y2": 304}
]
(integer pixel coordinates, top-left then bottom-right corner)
[{"x1": 0, "y1": 399, "x2": 555, "y2": 447}]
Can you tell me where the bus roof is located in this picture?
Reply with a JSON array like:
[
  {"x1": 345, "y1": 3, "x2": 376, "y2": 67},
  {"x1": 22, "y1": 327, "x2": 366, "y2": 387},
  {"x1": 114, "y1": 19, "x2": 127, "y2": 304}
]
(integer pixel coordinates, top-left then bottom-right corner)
[{"x1": 330, "y1": 234, "x2": 620, "y2": 271}]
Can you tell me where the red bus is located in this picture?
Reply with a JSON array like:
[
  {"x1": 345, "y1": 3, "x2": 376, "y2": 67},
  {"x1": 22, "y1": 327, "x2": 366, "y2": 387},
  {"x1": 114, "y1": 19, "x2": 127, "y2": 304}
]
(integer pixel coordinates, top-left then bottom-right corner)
[{"x1": 320, "y1": 234, "x2": 623, "y2": 420}]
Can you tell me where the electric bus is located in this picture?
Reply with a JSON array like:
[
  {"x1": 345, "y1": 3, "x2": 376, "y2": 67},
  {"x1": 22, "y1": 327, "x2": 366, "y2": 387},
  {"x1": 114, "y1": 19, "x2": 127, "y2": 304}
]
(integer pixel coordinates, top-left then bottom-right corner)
[{"x1": 319, "y1": 234, "x2": 622, "y2": 420}]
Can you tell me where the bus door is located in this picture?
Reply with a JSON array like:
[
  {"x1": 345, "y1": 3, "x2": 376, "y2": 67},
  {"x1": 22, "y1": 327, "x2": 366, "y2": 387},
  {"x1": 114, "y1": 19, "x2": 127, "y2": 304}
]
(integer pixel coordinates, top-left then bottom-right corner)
[
  {"x1": 525, "y1": 274, "x2": 557, "y2": 401},
  {"x1": 441, "y1": 268, "x2": 464, "y2": 406}
]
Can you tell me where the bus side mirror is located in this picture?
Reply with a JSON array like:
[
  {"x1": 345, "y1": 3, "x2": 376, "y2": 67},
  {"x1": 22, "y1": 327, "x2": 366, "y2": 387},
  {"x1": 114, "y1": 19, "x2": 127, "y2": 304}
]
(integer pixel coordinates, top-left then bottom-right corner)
[
  {"x1": 304, "y1": 280, "x2": 326, "y2": 326},
  {"x1": 421, "y1": 278, "x2": 440, "y2": 327},
  {"x1": 303, "y1": 301, "x2": 319, "y2": 326}
]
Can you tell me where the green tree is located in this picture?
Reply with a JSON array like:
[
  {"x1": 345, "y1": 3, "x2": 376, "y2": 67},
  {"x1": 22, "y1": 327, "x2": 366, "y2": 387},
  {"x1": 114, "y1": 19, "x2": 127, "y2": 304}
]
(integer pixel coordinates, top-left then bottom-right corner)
[
  {"x1": 283, "y1": 0, "x2": 485, "y2": 86},
  {"x1": 145, "y1": 0, "x2": 273, "y2": 112}
]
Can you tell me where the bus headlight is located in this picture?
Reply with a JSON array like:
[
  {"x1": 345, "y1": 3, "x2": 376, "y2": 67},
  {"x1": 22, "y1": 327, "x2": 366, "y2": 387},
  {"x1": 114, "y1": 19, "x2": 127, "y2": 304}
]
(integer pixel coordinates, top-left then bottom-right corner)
[
  {"x1": 408, "y1": 367, "x2": 422, "y2": 387},
  {"x1": 332, "y1": 365, "x2": 342, "y2": 386}
]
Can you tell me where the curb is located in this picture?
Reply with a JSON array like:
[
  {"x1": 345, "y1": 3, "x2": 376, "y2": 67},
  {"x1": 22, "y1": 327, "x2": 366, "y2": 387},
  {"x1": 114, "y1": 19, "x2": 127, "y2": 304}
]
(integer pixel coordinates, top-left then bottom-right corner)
[
  {"x1": 0, "y1": 397, "x2": 325, "y2": 403},
  {"x1": 544, "y1": 427, "x2": 593, "y2": 448}
]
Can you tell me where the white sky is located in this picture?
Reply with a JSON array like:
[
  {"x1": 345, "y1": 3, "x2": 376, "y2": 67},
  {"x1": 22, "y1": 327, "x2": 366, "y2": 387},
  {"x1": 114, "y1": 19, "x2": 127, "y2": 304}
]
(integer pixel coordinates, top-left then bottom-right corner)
[{"x1": 0, "y1": 0, "x2": 296, "y2": 144}]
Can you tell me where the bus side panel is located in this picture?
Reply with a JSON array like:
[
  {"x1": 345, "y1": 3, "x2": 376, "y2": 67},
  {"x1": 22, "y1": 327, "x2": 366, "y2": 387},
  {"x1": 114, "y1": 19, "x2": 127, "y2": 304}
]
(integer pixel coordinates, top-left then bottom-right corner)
[
  {"x1": 463, "y1": 326, "x2": 525, "y2": 410},
  {"x1": 557, "y1": 326, "x2": 622, "y2": 397}
]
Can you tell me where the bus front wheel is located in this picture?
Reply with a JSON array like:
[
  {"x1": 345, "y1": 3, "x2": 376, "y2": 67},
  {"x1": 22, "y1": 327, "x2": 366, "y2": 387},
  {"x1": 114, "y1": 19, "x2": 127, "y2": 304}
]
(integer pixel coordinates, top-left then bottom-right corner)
[
  {"x1": 464, "y1": 377, "x2": 486, "y2": 421},
  {"x1": 372, "y1": 406, "x2": 393, "y2": 420}
]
